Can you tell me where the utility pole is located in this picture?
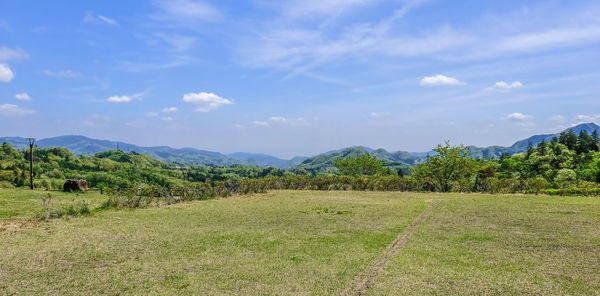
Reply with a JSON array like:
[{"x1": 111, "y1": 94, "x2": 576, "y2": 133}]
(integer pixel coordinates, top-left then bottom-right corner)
[{"x1": 27, "y1": 138, "x2": 35, "y2": 190}]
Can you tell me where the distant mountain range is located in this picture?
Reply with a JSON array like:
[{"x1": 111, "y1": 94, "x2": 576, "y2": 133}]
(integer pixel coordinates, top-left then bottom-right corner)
[
  {"x1": 0, "y1": 135, "x2": 306, "y2": 169},
  {"x1": 2, "y1": 123, "x2": 599, "y2": 169}
]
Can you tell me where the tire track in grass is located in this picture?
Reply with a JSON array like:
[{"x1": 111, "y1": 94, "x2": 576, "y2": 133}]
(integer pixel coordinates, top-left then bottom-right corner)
[{"x1": 340, "y1": 202, "x2": 438, "y2": 296}]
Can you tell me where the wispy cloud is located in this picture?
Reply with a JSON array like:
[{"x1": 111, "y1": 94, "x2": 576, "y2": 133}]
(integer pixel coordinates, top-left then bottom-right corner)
[
  {"x1": 154, "y1": 33, "x2": 196, "y2": 52},
  {"x1": 0, "y1": 104, "x2": 36, "y2": 116},
  {"x1": 161, "y1": 107, "x2": 178, "y2": 113},
  {"x1": 43, "y1": 69, "x2": 82, "y2": 78},
  {"x1": 182, "y1": 92, "x2": 233, "y2": 112},
  {"x1": 282, "y1": 0, "x2": 380, "y2": 18},
  {"x1": 83, "y1": 12, "x2": 118, "y2": 25},
  {"x1": 237, "y1": 0, "x2": 435, "y2": 76},
  {"x1": 252, "y1": 121, "x2": 269, "y2": 126},
  {"x1": 548, "y1": 115, "x2": 565, "y2": 123},
  {"x1": 119, "y1": 55, "x2": 194, "y2": 72},
  {"x1": 236, "y1": 1, "x2": 600, "y2": 81},
  {"x1": 575, "y1": 114, "x2": 600, "y2": 123},
  {"x1": 370, "y1": 112, "x2": 390, "y2": 117},
  {"x1": 152, "y1": 0, "x2": 222, "y2": 24},
  {"x1": 0, "y1": 46, "x2": 29, "y2": 61}
]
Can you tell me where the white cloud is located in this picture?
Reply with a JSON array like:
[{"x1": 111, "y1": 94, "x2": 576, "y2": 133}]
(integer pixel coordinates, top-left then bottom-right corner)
[
  {"x1": 420, "y1": 75, "x2": 465, "y2": 87},
  {"x1": 370, "y1": 112, "x2": 390, "y2": 117},
  {"x1": 107, "y1": 95, "x2": 132, "y2": 103},
  {"x1": 486, "y1": 81, "x2": 523, "y2": 91},
  {"x1": 43, "y1": 69, "x2": 82, "y2": 78},
  {"x1": 265, "y1": 116, "x2": 311, "y2": 126},
  {"x1": 182, "y1": 92, "x2": 233, "y2": 112},
  {"x1": 575, "y1": 114, "x2": 600, "y2": 122},
  {"x1": 504, "y1": 112, "x2": 533, "y2": 120},
  {"x1": 0, "y1": 104, "x2": 36, "y2": 116},
  {"x1": 83, "y1": 12, "x2": 118, "y2": 25},
  {"x1": 492, "y1": 26, "x2": 600, "y2": 55},
  {"x1": 161, "y1": 107, "x2": 178, "y2": 113},
  {"x1": 161, "y1": 116, "x2": 174, "y2": 121},
  {"x1": 15, "y1": 93, "x2": 31, "y2": 101},
  {"x1": 234, "y1": 124, "x2": 246, "y2": 129},
  {"x1": 0, "y1": 63, "x2": 14, "y2": 82},
  {"x1": 269, "y1": 116, "x2": 287, "y2": 122},
  {"x1": 238, "y1": 0, "x2": 441, "y2": 74},
  {"x1": 146, "y1": 112, "x2": 159, "y2": 117},
  {"x1": 97, "y1": 15, "x2": 118, "y2": 25},
  {"x1": 0, "y1": 47, "x2": 29, "y2": 61},
  {"x1": 252, "y1": 121, "x2": 269, "y2": 126},
  {"x1": 237, "y1": 1, "x2": 600, "y2": 80}
]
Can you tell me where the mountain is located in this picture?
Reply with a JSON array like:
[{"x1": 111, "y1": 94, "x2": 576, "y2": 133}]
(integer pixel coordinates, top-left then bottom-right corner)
[
  {"x1": 468, "y1": 122, "x2": 600, "y2": 158},
  {"x1": 291, "y1": 147, "x2": 414, "y2": 175},
  {"x1": 227, "y1": 152, "x2": 307, "y2": 168},
  {"x1": 0, "y1": 135, "x2": 300, "y2": 169},
  {"x1": 2, "y1": 123, "x2": 598, "y2": 170}
]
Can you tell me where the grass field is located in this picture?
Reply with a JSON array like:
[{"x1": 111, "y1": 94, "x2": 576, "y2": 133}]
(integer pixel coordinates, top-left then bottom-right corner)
[
  {"x1": 1, "y1": 189, "x2": 599, "y2": 295},
  {"x1": 0, "y1": 189, "x2": 105, "y2": 221}
]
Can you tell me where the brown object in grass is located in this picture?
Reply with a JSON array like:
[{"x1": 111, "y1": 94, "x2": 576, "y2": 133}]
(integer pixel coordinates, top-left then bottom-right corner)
[{"x1": 63, "y1": 179, "x2": 88, "y2": 193}]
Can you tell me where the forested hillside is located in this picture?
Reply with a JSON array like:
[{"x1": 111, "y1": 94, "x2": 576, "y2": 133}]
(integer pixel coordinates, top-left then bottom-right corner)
[{"x1": 2, "y1": 124, "x2": 600, "y2": 192}]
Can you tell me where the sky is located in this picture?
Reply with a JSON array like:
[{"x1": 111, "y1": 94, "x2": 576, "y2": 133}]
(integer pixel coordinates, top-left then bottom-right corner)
[{"x1": 1, "y1": 0, "x2": 600, "y2": 158}]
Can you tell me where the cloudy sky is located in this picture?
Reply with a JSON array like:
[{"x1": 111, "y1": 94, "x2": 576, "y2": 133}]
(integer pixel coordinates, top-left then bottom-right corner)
[{"x1": 1, "y1": 0, "x2": 600, "y2": 158}]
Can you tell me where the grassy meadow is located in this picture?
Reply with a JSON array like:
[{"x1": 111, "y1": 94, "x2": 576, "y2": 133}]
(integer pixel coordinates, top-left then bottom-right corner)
[
  {"x1": 0, "y1": 189, "x2": 105, "y2": 221},
  {"x1": 0, "y1": 189, "x2": 599, "y2": 295}
]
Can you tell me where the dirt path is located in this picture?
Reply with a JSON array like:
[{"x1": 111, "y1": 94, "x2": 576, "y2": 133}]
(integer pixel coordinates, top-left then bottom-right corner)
[{"x1": 340, "y1": 202, "x2": 438, "y2": 296}]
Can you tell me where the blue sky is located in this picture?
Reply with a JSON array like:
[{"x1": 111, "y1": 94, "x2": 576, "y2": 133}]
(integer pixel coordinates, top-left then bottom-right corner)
[{"x1": 1, "y1": 0, "x2": 600, "y2": 158}]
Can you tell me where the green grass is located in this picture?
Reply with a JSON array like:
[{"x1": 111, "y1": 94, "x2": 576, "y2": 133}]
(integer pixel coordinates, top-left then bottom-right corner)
[
  {"x1": 367, "y1": 194, "x2": 600, "y2": 295},
  {"x1": 0, "y1": 189, "x2": 105, "y2": 221},
  {"x1": 0, "y1": 190, "x2": 428, "y2": 295},
  {"x1": 0, "y1": 189, "x2": 599, "y2": 295}
]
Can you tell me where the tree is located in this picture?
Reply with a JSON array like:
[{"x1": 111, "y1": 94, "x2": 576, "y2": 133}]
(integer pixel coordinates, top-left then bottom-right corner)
[
  {"x1": 332, "y1": 153, "x2": 387, "y2": 176},
  {"x1": 526, "y1": 142, "x2": 534, "y2": 159},
  {"x1": 576, "y1": 130, "x2": 594, "y2": 154},
  {"x1": 559, "y1": 130, "x2": 578, "y2": 150},
  {"x1": 411, "y1": 141, "x2": 474, "y2": 192},
  {"x1": 555, "y1": 168, "x2": 577, "y2": 188},
  {"x1": 537, "y1": 139, "x2": 547, "y2": 156},
  {"x1": 592, "y1": 130, "x2": 600, "y2": 151}
]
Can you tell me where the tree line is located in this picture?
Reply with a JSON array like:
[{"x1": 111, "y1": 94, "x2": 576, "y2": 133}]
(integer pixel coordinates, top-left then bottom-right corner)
[{"x1": 2, "y1": 129, "x2": 600, "y2": 195}]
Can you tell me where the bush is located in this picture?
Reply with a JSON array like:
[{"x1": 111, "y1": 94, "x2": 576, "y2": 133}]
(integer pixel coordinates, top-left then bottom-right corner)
[{"x1": 0, "y1": 180, "x2": 15, "y2": 188}]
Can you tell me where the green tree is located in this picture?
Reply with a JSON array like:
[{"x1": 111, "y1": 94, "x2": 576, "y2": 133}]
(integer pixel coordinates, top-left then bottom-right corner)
[
  {"x1": 411, "y1": 141, "x2": 474, "y2": 192},
  {"x1": 559, "y1": 130, "x2": 578, "y2": 150},
  {"x1": 576, "y1": 130, "x2": 594, "y2": 154},
  {"x1": 332, "y1": 153, "x2": 387, "y2": 176}
]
